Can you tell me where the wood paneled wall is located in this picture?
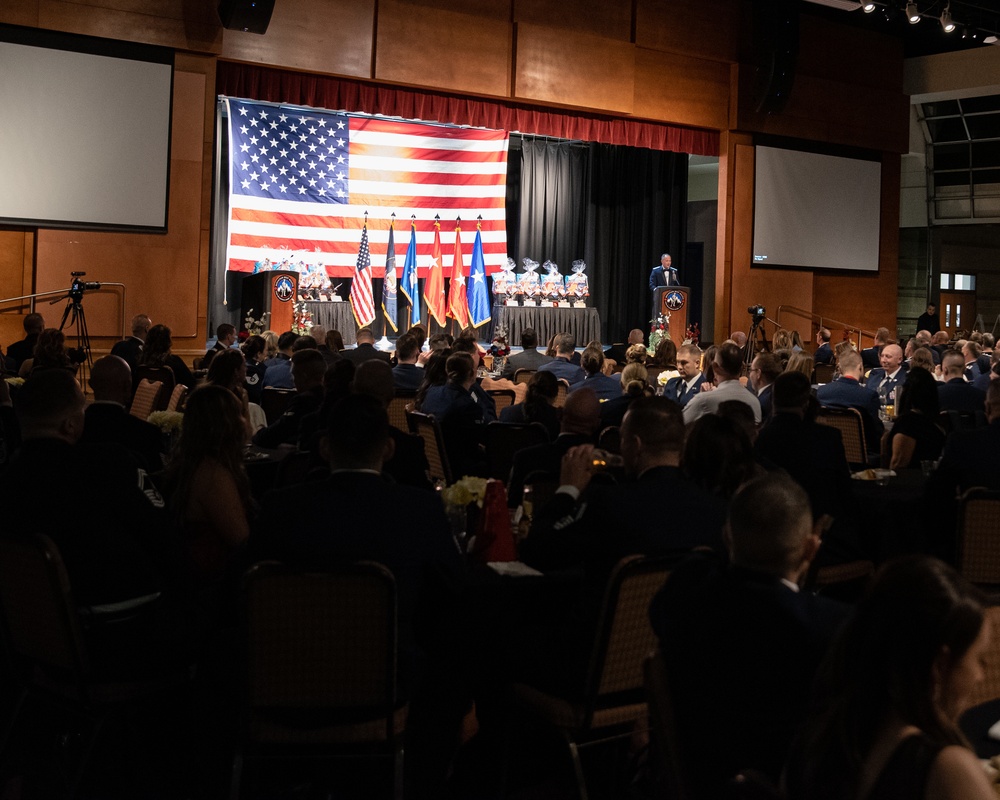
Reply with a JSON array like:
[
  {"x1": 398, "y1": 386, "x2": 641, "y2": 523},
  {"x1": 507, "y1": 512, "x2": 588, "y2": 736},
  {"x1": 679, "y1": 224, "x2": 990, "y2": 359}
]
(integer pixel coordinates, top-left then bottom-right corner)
[{"x1": 0, "y1": 0, "x2": 908, "y2": 353}]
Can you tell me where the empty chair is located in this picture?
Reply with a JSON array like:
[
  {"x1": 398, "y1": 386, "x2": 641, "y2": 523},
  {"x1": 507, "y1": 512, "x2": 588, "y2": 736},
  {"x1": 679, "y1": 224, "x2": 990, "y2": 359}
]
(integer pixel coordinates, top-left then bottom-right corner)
[
  {"x1": 387, "y1": 391, "x2": 416, "y2": 431},
  {"x1": 406, "y1": 410, "x2": 452, "y2": 486},
  {"x1": 816, "y1": 406, "x2": 868, "y2": 468},
  {"x1": 513, "y1": 369, "x2": 536, "y2": 386},
  {"x1": 166, "y1": 383, "x2": 188, "y2": 412},
  {"x1": 956, "y1": 487, "x2": 1000, "y2": 589},
  {"x1": 486, "y1": 388, "x2": 516, "y2": 415},
  {"x1": 129, "y1": 378, "x2": 164, "y2": 421}
]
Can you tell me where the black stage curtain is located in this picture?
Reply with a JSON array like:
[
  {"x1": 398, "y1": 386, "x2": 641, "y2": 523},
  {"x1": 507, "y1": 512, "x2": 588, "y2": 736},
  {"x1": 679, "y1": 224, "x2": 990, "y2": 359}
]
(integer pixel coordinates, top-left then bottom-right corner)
[{"x1": 506, "y1": 136, "x2": 688, "y2": 345}]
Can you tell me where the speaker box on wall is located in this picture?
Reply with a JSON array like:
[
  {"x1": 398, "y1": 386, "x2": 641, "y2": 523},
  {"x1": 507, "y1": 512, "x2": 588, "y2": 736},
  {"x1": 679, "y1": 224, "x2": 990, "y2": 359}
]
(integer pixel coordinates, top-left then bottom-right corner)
[
  {"x1": 751, "y1": 0, "x2": 799, "y2": 115},
  {"x1": 218, "y1": 0, "x2": 275, "y2": 34}
]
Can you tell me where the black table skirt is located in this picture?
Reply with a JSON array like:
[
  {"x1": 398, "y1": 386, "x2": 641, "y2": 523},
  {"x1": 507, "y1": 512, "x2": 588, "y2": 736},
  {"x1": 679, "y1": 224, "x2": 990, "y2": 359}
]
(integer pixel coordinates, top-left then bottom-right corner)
[
  {"x1": 302, "y1": 302, "x2": 358, "y2": 345},
  {"x1": 488, "y1": 304, "x2": 601, "y2": 347}
]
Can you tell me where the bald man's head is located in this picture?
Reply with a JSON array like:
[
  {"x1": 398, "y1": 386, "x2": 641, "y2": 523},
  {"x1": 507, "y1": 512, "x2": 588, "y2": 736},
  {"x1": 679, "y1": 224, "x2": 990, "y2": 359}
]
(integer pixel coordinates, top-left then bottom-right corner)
[
  {"x1": 89, "y1": 355, "x2": 133, "y2": 405},
  {"x1": 561, "y1": 387, "x2": 601, "y2": 437}
]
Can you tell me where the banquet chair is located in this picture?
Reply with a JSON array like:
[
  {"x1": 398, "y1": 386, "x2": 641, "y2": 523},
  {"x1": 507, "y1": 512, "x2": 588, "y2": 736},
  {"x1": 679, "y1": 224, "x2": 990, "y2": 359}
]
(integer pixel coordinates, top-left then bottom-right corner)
[
  {"x1": 0, "y1": 533, "x2": 182, "y2": 799},
  {"x1": 554, "y1": 379, "x2": 570, "y2": 409},
  {"x1": 387, "y1": 391, "x2": 416, "y2": 431},
  {"x1": 484, "y1": 421, "x2": 549, "y2": 481},
  {"x1": 510, "y1": 554, "x2": 676, "y2": 800},
  {"x1": 941, "y1": 409, "x2": 988, "y2": 433},
  {"x1": 813, "y1": 363, "x2": 836, "y2": 384},
  {"x1": 513, "y1": 369, "x2": 536, "y2": 386},
  {"x1": 165, "y1": 383, "x2": 188, "y2": 412},
  {"x1": 231, "y1": 561, "x2": 407, "y2": 800},
  {"x1": 487, "y1": 388, "x2": 516, "y2": 415},
  {"x1": 816, "y1": 406, "x2": 869, "y2": 468},
  {"x1": 956, "y1": 487, "x2": 1000, "y2": 590},
  {"x1": 133, "y1": 364, "x2": 175, "y2": 406},
  {"x1": 407, "y1": 410, "x2": 452, "y2": 486},
  {"x1": 129, "y1": 378, "x2": 163, "y2": 421},
  {"x1": 260, "y1": 388, "x2": 296, "y2": 426},
  {"x1": 597, "y1": 426, "x2": 621, "y2": 454}
]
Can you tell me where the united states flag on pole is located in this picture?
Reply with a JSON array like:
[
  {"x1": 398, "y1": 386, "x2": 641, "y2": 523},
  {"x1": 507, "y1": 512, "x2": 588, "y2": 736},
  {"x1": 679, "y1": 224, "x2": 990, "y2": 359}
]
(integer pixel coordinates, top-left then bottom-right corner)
[
  {"x1": 350, "y1": 223, "x2": 375, "y2": 327},
  {"x1": 223, "y1": 98, "x2": 510, "y2": 278}
]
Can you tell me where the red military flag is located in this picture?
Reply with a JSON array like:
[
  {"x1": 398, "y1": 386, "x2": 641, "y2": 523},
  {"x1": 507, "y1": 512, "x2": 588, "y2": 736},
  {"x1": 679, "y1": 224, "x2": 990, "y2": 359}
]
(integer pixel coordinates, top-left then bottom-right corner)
[
  {"x1": 424, "y1": 217, "x2": 447, "y2": 327},
  {"x1": 447, "y1": 219, "x2": 470, "y2": 329}
]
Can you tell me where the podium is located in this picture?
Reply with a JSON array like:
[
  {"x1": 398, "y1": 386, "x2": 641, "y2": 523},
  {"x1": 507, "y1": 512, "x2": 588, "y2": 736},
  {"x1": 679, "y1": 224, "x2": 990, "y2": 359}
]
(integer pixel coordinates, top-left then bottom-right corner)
[
  {"x1": 653, "y1": 285, "x2": 690, "y2": 345},
  {"x1": 241, "y1": 271, "x2": 299, "y2": 335}
]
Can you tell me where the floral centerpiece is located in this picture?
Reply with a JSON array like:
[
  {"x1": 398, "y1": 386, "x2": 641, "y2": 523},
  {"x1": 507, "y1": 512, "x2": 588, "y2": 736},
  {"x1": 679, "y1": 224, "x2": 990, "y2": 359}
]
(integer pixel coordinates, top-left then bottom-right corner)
[
  {"x1": 489, "y1": 322, "x2": 511, "y2": 373},
  {"x1": 685, "y1": 322, "x2": 700, "y2": 346},
  {"x1": 147, "y1": 410, "x2": 184, "y2": 453},
  {"x1": 3, "y1": 376, "x2": 24, "y2": 388},
  {"x1": 291, "y1": 302, "x2": 313, "y2": 335},
  {"x1": 441, "y1": 475, "x2": 489, "y2": 551},
  {"x1": 243, "y1": 308, "x2": 271, "y2": 337},
  {"x1": 648, "y1": 311, "x2": 671, "y2": 355}
]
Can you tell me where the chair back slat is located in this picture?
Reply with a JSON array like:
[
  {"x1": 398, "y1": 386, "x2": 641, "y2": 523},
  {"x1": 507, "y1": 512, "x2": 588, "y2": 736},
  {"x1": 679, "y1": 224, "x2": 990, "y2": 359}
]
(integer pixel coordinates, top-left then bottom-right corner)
[
  {"x1": 816, "y1": 406, "x2": 868, "y2": 466},
  {"x1": 958, "y1": 488, "x2": 1000, "y2": 585},
  {"x1": 130, "y1": 379, "x2": 163, "y2": 421},
  {"x1": 513, "y1": 369, "x2": 536, "y2": 386},
  {"x1": 554, "y1": 380, "x2": 570, "y2": 408},
  {"x1": 387, "y1": 392, "x2": 415, "y2": 431},
  {"x1": 407, "y1": 411, "x2": 452, "y2": 485},
  {"x1": 486, "y1": 389, "x2": 516, "y2": 415}
]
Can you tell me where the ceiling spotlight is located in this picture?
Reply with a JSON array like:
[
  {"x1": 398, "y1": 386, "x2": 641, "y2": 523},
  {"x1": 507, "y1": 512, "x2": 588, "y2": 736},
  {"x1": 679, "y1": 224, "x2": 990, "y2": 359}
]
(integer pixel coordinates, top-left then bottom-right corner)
[
  {"x1": 861, "y1": 0, "x2": 876, "y2": 11},
  {"x1": 940, "y1": 5, "x2": 955, "y2": 32},
  {"x1": 906, "y1": 1, "x2": 920, "y2": 23}
]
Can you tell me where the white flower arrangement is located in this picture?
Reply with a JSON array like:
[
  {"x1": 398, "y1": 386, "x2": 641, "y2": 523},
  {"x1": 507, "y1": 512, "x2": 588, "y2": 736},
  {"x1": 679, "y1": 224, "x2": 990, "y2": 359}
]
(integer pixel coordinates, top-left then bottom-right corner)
[
  {"x1": 440, "y1": 475, "x2": 488, "y2": 510},
  {"x1": 147, "y1": 410, "x2": 184, "y2": 434},
  {"x1": 243, "y1": 308, "x2": 271, "y2": 336}
]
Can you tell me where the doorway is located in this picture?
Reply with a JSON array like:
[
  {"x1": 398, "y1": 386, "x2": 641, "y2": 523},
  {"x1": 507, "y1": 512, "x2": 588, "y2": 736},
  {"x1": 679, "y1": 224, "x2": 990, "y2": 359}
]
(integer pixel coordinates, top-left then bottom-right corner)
[{"x1": 939, "y1": 290, "x2": 977, "y2": 337}]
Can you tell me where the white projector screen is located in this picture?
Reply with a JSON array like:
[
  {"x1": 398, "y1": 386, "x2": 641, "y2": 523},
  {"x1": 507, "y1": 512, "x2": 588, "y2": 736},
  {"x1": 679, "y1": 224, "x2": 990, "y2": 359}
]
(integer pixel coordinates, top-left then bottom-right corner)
[
  {"x1": 752, "y1": 145, "x2": 881, "y2": 272},
  {"x1": 0, "y1": 25, "x2": 173, "y2": 232}
]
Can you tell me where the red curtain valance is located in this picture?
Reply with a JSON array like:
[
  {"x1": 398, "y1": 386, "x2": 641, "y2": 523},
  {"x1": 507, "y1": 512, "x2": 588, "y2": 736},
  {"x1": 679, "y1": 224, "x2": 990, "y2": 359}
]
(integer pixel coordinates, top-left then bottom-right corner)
[{"x1": 215, "y1": 61, "x2": 719, "y2": 157}]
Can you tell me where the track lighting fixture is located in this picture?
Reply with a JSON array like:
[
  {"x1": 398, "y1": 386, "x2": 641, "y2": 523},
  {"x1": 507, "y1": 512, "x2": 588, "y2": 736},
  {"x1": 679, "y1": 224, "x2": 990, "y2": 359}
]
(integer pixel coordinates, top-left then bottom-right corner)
[
  {"x1": 906, "y1": 1, "x2": 920, "y2": 24},
  {"x1": 940, "y1": 4, "x2": 955, "y2": 32},
  {"x1": 861, "y1": 0, "x2": 876, "y2": 12}
]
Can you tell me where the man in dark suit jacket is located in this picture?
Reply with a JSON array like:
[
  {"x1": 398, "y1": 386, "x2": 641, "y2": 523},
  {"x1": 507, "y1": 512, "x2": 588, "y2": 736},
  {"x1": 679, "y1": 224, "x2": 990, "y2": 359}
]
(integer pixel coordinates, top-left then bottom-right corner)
[
  {"x1": 500, "y1": 327, "x2": 554, "y2": 380},
  {"x1": 110, "y1": 313, "x2": 151, "y2": 372},
  {"x1": 648, "y1": 252, "x2": 679, "y2": 290},
  {"x1": 5, "y1": 312, "x2": 44, "y2": 372},
  {"x1": 938, "y1": 350, "x2": 986, "y2": 414},
  {"x1": 649, "y1": 474, "x2": 848, "y2": 798},
  {"x1": 813, "y1": 327, "x2": 834, "y2": 365},
  {"x1": 865, "y1": 343, "x2": 907, "y2": 402},
  {"x1": 507, "y1": 387, "x2": 601, "y2": 507},
  {"x1": 344, "y1": 327, "x2": 392, "y2": 368},
  {"x1": 391, "y1": 333, "x2": 424, "y2": 392},
  {"x1": 253, "y1": 349, "x2": 326, "y2": 448},
  {"x1": 662, "y1": 343, "x2": 705, "y2": 407},
  {"x1": 537, "y1": 332, "x2": 585, "y2": 385},
  {"x1": 935, "y1": 381, "x2": 1000, "y2": 492},
  {"x1": 604, "y1": 328, "x2": 645, "y2": 368},
  {"x1": 81, "y1": 355, "x2": 164, "y2": 471},
  {"x1": 816, "y1": 350, "x2": 883, "y2": 455},
  {"x1": 749, "y1": 352, "x2": 782, "y2": 422},
  {"x1": 861, "y1": 327, "x2": 890, "y2": 371}
]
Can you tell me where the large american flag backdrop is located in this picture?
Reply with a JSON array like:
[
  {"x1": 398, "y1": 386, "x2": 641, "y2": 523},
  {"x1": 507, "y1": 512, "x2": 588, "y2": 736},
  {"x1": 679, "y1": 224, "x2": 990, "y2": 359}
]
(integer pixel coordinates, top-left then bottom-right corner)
[{"x1": 223, "y1": 97, "x2": 510, "y2": 278}]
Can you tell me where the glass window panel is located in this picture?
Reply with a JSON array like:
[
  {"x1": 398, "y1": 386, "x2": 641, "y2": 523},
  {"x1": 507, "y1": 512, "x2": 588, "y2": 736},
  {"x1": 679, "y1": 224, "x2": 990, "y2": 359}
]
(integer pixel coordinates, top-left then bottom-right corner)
[
  {"x1": 934, "y1": 143, "x2": 970, "y2": 170},
  {"x1": 941, "y1": 274, "x2": 951, "y2": 290},
  {"x1": 972, "y1": 141, "x2": 1000, "y2": 168},
  {"x1": 945, "y1": 304, "x2": 951, "y2": 326},
  {"x1": 923, "y1": 100, "x2": 960, "y2": 117},
  {"x1": 934, "y1": 171, "x2": 971, "y2": 187},
  {"x1": 961, "y1": 96, "x2": 1000, "y2": 114},
  {"x1": 972, "y1": 169, "x2": 1000, "y2": 186},
  {"x1": 956, "y1": 304, "x2": 962, "y2": 328},
  {"x1": 965, "y1": 114, "x2": 1000, "y2": 140},
  {"x1": 955, "y1": 274, "x2": 976, "y2": 291},
  {"x1": 926, "y1": 118, "x2": 968, "y2": 142}
]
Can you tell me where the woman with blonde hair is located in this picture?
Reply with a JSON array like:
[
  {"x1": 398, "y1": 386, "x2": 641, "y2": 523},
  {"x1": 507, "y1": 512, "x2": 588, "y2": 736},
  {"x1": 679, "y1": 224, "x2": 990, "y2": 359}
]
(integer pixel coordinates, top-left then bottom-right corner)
[
  {"x1": 785, "y1": 351, "x2": 816, "y2": 384},
  {"x1": 600, "y1": 361, "x2": 654, "y2": 428},
  {"x1": 772, "y1": 328, "x2": 793, "y2": 352}
]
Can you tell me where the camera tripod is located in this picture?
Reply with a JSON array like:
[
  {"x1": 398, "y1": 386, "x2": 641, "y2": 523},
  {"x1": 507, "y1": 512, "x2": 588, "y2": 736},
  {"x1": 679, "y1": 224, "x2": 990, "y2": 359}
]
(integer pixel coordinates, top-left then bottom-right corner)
[{"x1": 52, "y1": 285, "x2": 93, "y2": 371}]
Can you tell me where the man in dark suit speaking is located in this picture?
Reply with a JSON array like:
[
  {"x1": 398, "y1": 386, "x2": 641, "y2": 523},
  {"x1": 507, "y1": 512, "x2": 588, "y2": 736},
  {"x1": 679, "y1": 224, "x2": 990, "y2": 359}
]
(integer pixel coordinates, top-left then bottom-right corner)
[{"x1": 648, "y1": 252, "x2": 680, "y2": 290}]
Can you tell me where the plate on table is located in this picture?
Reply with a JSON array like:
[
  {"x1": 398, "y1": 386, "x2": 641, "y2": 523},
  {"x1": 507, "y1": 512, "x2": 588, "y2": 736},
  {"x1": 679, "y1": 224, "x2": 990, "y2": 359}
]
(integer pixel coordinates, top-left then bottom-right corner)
[{"x1": 851, "y1": 468, "x2": 896, "y2": 481}]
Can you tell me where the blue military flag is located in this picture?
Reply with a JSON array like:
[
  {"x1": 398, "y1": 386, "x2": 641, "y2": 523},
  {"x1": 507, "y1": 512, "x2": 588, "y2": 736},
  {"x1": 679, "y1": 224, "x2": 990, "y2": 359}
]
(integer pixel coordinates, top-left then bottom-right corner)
[
  {"x1": 400, "y1": 218, "x2": 422, "y2": 327},
  {"x1": 382, "y1": 220, "x2": 398, "y2": 332},
  {"x1": 468, "y1": 221, "x2": 491, "y2": 329}
]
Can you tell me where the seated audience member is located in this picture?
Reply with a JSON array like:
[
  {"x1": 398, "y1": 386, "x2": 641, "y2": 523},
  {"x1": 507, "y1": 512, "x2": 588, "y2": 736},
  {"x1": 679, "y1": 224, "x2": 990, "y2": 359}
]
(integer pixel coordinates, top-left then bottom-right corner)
[
  {"x1": 351, "y1": 359, "x2": 431, "y2": 490},
  {"x1": 523, "y1": 396, "x2": 728, "y2": 611},
  {"x1": 909, "y1": 345, "x2": 938, "y2": 377},
  {"x1": 298, "y1": 358, "x2": 357, "y2": 453},
  {"x1": 651, "y1": 474, "x2": 848, "y2": 798},
  {"x1": 887, "y1": 367, "x2": 945, "y2": 471},
  {"x1": 308, "y1": 325, "x2": 337, "y2": 368},
  {"x1": 82, "y1": 355, "x2": 164, "y2": 470},
  {"x1": 772, "y1": 328, "x2": 793, "y2": 352},
  {"x1": 407, "y1": 324, "x2": 427, "y2": 353},
  {"x1": 598, "y1": 361, "x2": 654, "y2": 429},
  {"x1": 624, "y1": 342, "x2": 648, "y2": 366},
  {"x1": 750, "y1": 352, "x2": 782, "y2": 421},
  {"x1": 392, "y1": 333, "x2": 424, "y2": 392},
  {"x1": 325, "y1": 329, "x2": 346, "y2": 355},
  {"x1": 206, "y1": 348, "x2": 263, "y2": 435},
  {"x1": 866, "y1": 342, "x2": 907, "y2": 396},
  {"x1": 785, "y1": 556, "x2": 994, "y2": 800},
  {"x1": 262, "y1": 330, "x2": 297, "y2": 388},
  {"x1": 816, "y1": 349, "x2": 883, "y2": 456},
  {"x1": 790, "y1": 330, "x2": 806, "y2": 352},
  {"x1": 500, "y1": 327, "x2": 552, "y2": 379},
  {"x1": 682, "y1": 414, "x2": 758, "y2": 500},
  {"x1": 861, "y1": 327, "x2": 890, "y2": 371},
  {"x1": 537, "y1": 332, "x2": 586, "y2": 385},
  {"x1": 252, "y1": 348, "x2": 326, "y2": 448},
  {"x1": 683, "y1": 343, "x2": 762, "y2": 424},
  {"x1": 914, "y1": 329, "x2": 941, "y2": 365},
  {"x1": 18, "y1": 327, "x2": 76, "y2": 378},
  {"x1": 784, "y1": 351, "x2": 816, "y2": 384},
  {"x1": 603, "y1": 328, "x2": 644, "y2": 369},
  {"x1": 507, "y1": 387, "x2": 601, "y2": 507},
  {"x1": 419, "y1": 352, "x2": 488, "y2": 478},
  {"x1": 569, "y1": 346, "x2": 621, "y2": 402},
  {"x1": 663, "y1": 344, "x2": 705, "y2": 407},
  {"x1": 211, "y1": 323, "x2": 237, "y2": 353},
  {"x1": 161, "y1": 384, "x2": 252, "y2": 587},
  {"x1": 814, "y1": 327, "x2": 834, "y2": 365},
  {"x1": 418, "y1": 332, "x2": 452, "y2": 366},
  {"x1": 755, "y1": 371, "x2": 850, "y2": 521},
  {"x1": 250, "y1": 394, "x2": 468, "y2": 796},
  {"x1": 499, "y1": 369, "x2": 560, "y2": 439},
  {"x1": 260, "y1": 330, "x2": 279, "y2": 361},
  {"x1": 111, "y1": 313, "x2": 152, "y2": 371},
  {"x1": 973, "y1": 350, "x2": 1000, "y2": 392},
  {"x1": 938, "y1": 349, "x2": 986, "y2": 413},
  {"x1": 344, "y1": 326, "x2": 391, "y2": 367},
  {"x1": 138, "y1": 323, "x2": 196, "y2": 389},
  {"x1": 965, "y1": 339, "x2": 991, "y2": 380},
  {"x1": 241, "y1": 334, "x2": 268, "y2": 405},
  {"x1": 1, "y1": 369, "x2": 180, "y2": 630},
  {"x1": 450, "y1": 337, "x2": 498, "y2": 422},
  {"x1": 5, "y1": 312, "x2": 44, "y2": 372},
  {"x1": 936, "y1": 380, "x2": 1000, "y2": 490}
]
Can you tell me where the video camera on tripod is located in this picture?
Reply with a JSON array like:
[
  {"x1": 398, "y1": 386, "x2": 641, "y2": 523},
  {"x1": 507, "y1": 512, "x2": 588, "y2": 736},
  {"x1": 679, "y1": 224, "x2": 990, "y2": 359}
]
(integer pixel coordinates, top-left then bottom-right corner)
[
  {"x1": 53, "y1": 271, "x2": 101, "y2": 366},
  {"x1": 69, "y1": 271, "x2": 101, "y2": 301}
]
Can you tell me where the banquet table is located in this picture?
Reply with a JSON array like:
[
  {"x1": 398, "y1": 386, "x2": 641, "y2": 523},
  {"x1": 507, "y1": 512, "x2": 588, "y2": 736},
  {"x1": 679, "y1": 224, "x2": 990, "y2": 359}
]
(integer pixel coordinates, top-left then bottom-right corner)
[
  {"x1": 489, "y1": 304, "x2": 601, "y2": 347},
  {"x1": 302, "y1": 302, "x2": 357, "y2": 344}
]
